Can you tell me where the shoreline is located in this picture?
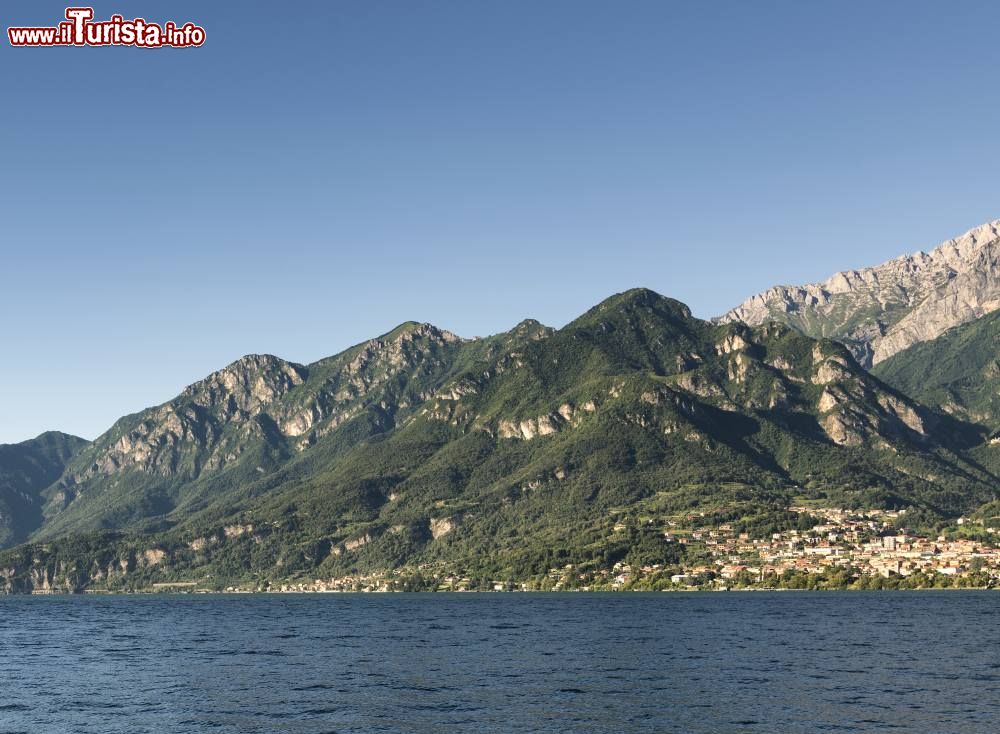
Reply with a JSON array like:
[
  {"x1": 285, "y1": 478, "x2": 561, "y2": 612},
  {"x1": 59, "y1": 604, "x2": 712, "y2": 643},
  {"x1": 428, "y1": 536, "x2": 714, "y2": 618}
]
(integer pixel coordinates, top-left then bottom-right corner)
[{"x1": 4, "y1": 586, "x2": 997, "y2": 597}]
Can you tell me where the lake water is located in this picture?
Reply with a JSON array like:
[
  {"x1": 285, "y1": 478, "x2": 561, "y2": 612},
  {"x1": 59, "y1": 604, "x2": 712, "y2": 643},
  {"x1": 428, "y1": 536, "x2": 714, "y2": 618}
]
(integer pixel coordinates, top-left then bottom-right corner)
[{"x1": 1, "y1": 592, "x2": 998, "y2": 733}]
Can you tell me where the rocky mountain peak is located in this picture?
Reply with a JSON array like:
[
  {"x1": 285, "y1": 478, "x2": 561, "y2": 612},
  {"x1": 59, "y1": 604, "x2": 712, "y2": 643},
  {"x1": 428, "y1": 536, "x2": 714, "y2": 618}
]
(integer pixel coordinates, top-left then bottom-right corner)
[
  {"x1": 182, "y1": 354, "x2": 308, "y2": 414},
  {"x1": 720, "y1": 219, "x2": 1000, "y2": 366},
  {"x1": 339, "y1": 322, "x2": 462, "y2": 376}
]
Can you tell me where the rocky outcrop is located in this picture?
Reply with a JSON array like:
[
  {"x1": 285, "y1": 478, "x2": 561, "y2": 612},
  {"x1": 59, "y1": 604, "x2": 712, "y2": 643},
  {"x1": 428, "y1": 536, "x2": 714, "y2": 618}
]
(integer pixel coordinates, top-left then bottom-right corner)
[
  {"x1": 496, "y1": 401, "x2": 596, "y2": 440},
  {"x1": 67, "y1": 354, "x2": 307, "y2": 484},
  {"x1": 430, "y1": 514, "x2": 462, "y2": 539},
  {"x1": 720, "y1": 220, "x2": 1000, "y2": 366},
  {"x1": 872, "y1": 239, "x2": 1000, "y2": 363},
  {"x1": 141, "y1": 548, "x2": 167, "y2": 566},
  {"x1": 498, "y1": 415, "x2": 561, "y2": 440},
  {"x1": 809, "y1": 357, "x2": 930, "y2": 447},
  {"x1": 665, "y1": 323, "x2": 933, "y2": 449},
  {"x1": 41, "y1": 323, "x2": 472, "y2": 532},
  {"x1": 184, "y1": 354, "x2": 307, "y2": 413}
]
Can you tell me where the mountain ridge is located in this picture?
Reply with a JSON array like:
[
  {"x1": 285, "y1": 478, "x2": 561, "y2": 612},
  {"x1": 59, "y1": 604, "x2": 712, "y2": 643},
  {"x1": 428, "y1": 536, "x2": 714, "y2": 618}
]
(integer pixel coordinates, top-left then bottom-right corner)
[
  {"x1": 720, "y1": 220, "x2": 1000, "y2": 366},
  {"x1": 873, "y1": 309, "x2": 1000, "y2": 433},
  {"x1": 2, "y1": 288, "x2": 996, "y2": 593},
  {"x1": 0, "y1": 432, "x2": 89, "y2": 548}
]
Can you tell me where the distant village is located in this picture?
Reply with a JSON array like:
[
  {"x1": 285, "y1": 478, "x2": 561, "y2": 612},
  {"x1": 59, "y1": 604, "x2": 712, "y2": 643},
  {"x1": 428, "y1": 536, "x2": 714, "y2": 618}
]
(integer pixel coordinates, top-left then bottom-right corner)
[
  {"x1": 611, "y1": 507, "x2": 1000, "y2": 591},
  {"x1": 219, "y1": 507, "x2": 1000, "y2": 594}
]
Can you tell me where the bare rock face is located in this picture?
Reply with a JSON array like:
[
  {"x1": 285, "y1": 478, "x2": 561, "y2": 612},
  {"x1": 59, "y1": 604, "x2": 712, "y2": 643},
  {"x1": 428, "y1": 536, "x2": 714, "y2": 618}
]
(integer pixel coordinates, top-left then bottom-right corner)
[
  {"x1": 498, "y1": 415, "x2": 560, "y2": 440},
  {"x1": 44, "y1": 323, "x2": 470, "y2": 529},
  {"x1": 720, "y1": 220, "x2": 1000, "y2": 366},
  {"x1": 184, "y1": 354, "x2": 306, "y2": 414},
  {"x1": 69, "y1": 354, "x2": 307, "y2": 483},
  {"x1": 141, "y1": 548, "x2": 167, "y2": 567},
  {"x1": 662, "y1": 318, "x2": 932, "y2": 449},
  {"x1": 344, "y1": 532, "x2": 375, "y2": 551},
  {"x1": 496, "y1": 400, "x2": 596, "y2": 441},
  {"x1": 273, "y1": 323, "x2": 462, "y2": 443},
  {"x1": 872, "y1": 238, "x2": 1000, "y2": 363},
  {"x1": 430, "y1": 514, "x2": 462, "y2": 539},
  {"x1": 803, "y1": 345, "x2": 931, "y2": 446}
]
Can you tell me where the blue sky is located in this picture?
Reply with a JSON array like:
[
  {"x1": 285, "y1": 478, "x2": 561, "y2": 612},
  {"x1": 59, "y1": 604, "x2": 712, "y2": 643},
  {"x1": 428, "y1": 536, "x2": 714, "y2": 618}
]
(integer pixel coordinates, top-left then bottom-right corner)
[{"x1": 2, "y1": 1, "x2": 999, "y2": 444}]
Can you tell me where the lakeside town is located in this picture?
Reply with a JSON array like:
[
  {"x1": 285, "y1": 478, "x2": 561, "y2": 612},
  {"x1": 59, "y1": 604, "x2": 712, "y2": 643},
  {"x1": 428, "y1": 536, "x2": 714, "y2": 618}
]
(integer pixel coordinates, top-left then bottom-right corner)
[
  {"x1": 214, "y1": 506, "x2": 1000, "y2": 594},
  {"x1": 624, "y1": 506, "x2": 1000, "y2": 591}
]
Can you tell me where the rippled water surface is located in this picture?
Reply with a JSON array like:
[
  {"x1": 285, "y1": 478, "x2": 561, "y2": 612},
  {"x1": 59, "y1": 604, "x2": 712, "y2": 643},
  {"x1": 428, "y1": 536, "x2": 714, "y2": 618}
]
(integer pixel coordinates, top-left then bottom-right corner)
[{"x1": 1, "y1": 592, "x2": 999, "y2": 733}]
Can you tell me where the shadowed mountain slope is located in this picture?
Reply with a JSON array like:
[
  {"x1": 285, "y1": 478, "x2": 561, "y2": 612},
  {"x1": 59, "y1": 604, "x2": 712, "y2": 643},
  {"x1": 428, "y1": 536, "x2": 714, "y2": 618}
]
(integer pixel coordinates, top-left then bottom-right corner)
[{"x1": 0, "y1": 432, "x2": 88, "y2": 547}]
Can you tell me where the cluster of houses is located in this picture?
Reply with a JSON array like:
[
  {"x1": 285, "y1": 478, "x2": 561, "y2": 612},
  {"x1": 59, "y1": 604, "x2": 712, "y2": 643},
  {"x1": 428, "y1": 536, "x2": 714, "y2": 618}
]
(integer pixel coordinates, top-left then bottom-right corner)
[
  {"x1": 607, "y1": 507, "x2": 1000, "y2": 588},
  {"x1": 213, "y1": 507, "x2": 1000, "y2": 592},
  {"x1": 226, "y1": 571, "x2": 510, "y2": 594}
]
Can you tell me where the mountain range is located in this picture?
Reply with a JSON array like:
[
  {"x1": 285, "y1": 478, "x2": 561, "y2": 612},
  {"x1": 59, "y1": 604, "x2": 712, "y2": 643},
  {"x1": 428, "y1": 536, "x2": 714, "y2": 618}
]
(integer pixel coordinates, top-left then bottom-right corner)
[
  {"x1": 721, "y1": 220, "x2": 1000, "y2": 367},
  {"x1": 1, "y1": 220, "x2": 999, "y2": 593}
]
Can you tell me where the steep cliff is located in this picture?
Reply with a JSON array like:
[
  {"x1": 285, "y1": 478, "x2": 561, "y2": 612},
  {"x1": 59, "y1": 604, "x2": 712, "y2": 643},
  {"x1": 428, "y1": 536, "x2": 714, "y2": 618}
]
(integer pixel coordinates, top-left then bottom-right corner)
[{"x1": 721, "y1": 220, "x2": 1000, "y2": 366}]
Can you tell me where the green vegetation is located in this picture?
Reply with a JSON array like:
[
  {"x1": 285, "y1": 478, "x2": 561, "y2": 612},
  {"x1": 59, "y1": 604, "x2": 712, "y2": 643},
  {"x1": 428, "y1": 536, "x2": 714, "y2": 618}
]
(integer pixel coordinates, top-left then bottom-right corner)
[
  {"x1": 873, "y1": 310, "x2": 1000, "y2": 432},
  {"x1": 2, "y1": 289, "x2": 998, "y2": 593},
  {"x1": 0, "y1": 432, "x2": 87, "y2": 547}
]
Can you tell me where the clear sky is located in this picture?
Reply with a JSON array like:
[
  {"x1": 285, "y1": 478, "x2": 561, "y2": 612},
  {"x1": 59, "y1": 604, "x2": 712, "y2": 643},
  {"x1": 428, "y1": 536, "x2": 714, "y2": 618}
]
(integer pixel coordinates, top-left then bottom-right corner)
[{"x1": 2, "y1": 1, "x2": 999, "y2": 444}]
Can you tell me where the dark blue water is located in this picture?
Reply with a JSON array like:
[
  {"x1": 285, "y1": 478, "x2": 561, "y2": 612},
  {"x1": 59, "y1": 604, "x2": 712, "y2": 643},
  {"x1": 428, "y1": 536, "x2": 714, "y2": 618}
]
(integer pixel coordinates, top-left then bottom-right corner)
[{"x1": 1, "y1": 592, "x2": 998, "y2": 733}]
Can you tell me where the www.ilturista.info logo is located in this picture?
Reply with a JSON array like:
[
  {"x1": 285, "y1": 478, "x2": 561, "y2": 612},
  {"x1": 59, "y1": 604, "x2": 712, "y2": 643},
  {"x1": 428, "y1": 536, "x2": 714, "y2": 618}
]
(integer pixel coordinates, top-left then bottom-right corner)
[{"x1": 8, "y1": 7, "x2": 205, "y2": 48}]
